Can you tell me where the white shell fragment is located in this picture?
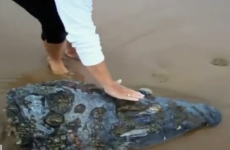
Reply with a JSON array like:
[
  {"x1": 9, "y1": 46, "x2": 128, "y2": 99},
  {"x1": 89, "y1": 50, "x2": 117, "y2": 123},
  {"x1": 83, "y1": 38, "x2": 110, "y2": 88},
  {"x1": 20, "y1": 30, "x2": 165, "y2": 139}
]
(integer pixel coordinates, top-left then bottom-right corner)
[{"x1": 139, "y1": 88, "x2": 153, "y2": 95}]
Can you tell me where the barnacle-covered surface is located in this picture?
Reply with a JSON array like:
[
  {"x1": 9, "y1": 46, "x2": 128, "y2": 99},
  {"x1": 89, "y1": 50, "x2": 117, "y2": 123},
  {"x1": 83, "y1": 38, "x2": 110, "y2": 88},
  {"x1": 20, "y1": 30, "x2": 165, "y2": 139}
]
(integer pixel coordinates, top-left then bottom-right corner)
[{"x1": 5, "y1": 79, "x2": 222, "y2": 150}]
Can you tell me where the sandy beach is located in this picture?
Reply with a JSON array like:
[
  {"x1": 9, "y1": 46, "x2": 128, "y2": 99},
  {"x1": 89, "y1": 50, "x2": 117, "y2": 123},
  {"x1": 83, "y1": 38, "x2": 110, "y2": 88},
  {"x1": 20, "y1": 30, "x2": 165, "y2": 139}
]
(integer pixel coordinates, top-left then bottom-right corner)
[{"x1": 0, "y1": 0, "x2": 230, "y2": 149}]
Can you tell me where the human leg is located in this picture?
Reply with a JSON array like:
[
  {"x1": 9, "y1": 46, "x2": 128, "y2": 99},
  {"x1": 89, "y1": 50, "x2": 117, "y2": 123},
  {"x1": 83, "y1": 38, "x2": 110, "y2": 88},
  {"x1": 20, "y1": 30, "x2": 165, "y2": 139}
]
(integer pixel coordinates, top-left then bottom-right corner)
[
  {"x1": 12, "y1": 0, "x2": 68, "y2": 74},
  {"x1": 43, "y1": 42, "x2": 68, "y2": 74},
  {"x1": 40, "y1": 0, "x2": 70, "y2": 74}
]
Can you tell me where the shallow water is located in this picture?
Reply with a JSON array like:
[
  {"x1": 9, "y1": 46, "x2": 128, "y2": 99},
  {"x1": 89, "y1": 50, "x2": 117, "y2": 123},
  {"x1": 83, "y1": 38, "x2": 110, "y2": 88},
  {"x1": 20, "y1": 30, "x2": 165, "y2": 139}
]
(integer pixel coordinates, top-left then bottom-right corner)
[{"x1": 0, "y1": 0, "x2": 230, "y2": 149}]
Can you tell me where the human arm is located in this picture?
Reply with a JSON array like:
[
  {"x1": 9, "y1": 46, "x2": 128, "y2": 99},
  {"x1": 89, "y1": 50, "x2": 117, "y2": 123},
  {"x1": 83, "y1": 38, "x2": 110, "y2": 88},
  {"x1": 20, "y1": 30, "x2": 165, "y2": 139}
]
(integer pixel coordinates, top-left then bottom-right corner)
[{"x1": 54, "y1": 0, "x2": 144, "y2": 101}]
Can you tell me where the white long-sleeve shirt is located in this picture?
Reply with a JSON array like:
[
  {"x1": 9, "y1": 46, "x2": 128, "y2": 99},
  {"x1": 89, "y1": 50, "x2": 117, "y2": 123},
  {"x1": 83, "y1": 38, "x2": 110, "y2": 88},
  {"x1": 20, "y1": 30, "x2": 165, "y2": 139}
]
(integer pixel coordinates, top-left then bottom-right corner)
[{"x1": 54, "y1": 0, "x2": 104, "y2": 66}]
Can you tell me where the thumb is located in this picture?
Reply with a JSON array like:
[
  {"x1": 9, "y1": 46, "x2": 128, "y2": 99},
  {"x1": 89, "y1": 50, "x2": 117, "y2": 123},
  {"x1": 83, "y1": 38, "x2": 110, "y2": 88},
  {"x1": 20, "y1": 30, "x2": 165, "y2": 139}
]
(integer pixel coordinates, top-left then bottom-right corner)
[{"x1": 116, "y1": 79, "x2": 122, "y2": 84}]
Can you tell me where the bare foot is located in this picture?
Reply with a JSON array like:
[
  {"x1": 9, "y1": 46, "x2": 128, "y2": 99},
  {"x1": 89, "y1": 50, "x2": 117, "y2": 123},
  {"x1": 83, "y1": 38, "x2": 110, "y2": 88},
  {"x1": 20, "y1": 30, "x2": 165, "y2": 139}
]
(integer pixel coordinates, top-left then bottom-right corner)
[
  {"x1": 65, "y1": 49, "x2": 80, "y2": 61},
  {"x1": 65, "y1": 41, "x2": 80, "y2": 61},
  {"x1": 47, "y1": 58, "x2": 69, "y2": 75}
]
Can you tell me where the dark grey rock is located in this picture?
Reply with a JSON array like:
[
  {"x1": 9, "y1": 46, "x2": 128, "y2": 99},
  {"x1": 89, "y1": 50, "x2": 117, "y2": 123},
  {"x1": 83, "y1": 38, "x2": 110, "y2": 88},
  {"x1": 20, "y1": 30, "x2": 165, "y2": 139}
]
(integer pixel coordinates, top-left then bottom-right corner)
[{"x1": 4, "y1": 79, "x2": 222, "y2": 150}]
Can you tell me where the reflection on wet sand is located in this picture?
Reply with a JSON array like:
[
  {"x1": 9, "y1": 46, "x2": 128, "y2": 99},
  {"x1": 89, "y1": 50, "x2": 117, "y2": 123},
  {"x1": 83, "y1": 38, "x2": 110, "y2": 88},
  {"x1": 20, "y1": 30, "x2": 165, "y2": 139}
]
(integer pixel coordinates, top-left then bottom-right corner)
[{"x1": 1, "y1": 0, "x2": 230, "y2": 149}]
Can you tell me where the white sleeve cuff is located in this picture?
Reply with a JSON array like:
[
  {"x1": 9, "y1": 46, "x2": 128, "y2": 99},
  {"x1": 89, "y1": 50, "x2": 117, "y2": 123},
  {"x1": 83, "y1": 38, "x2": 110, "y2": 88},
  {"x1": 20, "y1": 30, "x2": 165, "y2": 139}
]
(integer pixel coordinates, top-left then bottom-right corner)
[
  {"x1": 75, "y1": 46, "x2": 105, "y2": 66},
  {"x1": 54, "y1": 0, "x2": 104, "y2": 66}
]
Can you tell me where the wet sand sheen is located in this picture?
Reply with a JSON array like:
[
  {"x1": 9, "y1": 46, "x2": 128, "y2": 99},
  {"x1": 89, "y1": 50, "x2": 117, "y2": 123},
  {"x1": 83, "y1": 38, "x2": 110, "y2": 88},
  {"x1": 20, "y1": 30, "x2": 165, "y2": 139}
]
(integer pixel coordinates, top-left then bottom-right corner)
[{"x1": 0, "y1": 0, "x2": 230, "y2": 149}]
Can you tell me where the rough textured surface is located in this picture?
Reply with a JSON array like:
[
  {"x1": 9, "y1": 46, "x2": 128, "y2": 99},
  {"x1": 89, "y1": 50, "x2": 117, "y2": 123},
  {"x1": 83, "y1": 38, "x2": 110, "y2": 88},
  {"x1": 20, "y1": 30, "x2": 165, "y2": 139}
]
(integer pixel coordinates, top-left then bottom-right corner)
[{"x1": 4, "y1": 80, "x2": 222, "y2": 150}]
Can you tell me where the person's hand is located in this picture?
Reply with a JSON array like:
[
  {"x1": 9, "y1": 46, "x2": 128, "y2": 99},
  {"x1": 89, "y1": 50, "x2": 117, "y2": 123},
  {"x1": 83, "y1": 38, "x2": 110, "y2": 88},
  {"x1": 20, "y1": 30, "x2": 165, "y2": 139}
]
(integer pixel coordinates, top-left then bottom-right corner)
[{"x1": 103, "y1": 79, "x2": 145, "y2": 101}]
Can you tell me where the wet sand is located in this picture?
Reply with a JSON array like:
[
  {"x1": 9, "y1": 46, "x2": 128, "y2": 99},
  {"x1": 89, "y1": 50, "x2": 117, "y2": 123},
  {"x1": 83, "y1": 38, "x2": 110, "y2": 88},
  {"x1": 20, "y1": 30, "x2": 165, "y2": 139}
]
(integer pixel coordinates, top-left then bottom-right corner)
[{"x1": 0, "y1": 0, "x2": 230, "y2": 149}]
